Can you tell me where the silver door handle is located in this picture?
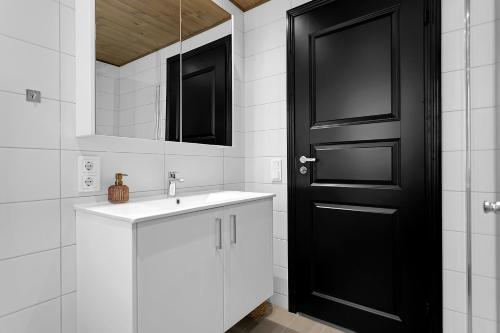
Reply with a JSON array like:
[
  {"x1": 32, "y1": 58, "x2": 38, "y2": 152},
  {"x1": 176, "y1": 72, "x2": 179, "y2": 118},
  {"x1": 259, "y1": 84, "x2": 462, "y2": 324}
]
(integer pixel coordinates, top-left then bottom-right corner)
[
  {"x1": 230, "y1": 215, "x2": 237, "y2": 244},
  {"x1": 484, "y1": 201, "x2": 500, "y2": 214},
  {"x1": 299, "y1": 156, "x2": 316, "y2": 164},
  {"x1": 215, "y1": 218, "x2": 222, "y2": 250}
]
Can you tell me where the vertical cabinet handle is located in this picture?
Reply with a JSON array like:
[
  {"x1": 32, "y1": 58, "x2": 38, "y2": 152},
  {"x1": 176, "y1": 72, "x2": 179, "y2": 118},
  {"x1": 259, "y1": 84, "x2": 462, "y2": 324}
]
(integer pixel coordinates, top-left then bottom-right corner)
[
  {"x1": 230, "y1": 215, "x2": 237, "y2": 244},
  {"x1": 216, "y1": 218, "x2": 222, "y2": 250}
]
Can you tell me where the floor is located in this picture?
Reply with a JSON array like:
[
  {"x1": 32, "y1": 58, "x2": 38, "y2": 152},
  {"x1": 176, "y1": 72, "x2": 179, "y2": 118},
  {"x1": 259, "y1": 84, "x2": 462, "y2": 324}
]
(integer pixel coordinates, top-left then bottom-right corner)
[{"x1": 228, "y1": 305, "x2": 347, "y2": 333}]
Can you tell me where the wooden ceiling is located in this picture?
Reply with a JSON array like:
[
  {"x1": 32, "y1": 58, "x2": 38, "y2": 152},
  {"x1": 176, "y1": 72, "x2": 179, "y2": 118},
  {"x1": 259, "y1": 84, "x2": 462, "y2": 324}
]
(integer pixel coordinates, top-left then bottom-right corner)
[
  {"x1": 96, "y1": 0, "x2": 231, "y2": 67},
  {"x1": 229, "y1": 0, "x2": 269, "y2": 12},
  {"x1": 181, "y1": 1, "x2": 231, "y2": 41}
]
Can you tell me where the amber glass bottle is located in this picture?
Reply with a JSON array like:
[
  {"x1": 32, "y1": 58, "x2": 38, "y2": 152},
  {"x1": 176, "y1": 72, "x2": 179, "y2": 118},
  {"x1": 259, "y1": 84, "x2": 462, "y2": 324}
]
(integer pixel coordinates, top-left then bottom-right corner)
[{"x1": 108, "y1": 173, "x2": 129, "y2": 203}]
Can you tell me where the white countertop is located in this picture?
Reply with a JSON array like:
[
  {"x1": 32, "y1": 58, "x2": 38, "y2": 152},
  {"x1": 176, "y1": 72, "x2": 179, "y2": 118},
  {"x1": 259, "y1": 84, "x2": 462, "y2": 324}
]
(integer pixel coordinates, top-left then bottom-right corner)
[{"x1": 75, "y1": 191, "x2": 275, "y2": 223}]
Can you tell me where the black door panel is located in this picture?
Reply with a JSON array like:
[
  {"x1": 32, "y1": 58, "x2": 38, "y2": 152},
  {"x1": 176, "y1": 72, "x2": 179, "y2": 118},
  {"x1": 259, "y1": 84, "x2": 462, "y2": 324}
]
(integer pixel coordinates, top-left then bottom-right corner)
[{"x1": 288, "y1": 0, "x2": 429, "y2": 332}]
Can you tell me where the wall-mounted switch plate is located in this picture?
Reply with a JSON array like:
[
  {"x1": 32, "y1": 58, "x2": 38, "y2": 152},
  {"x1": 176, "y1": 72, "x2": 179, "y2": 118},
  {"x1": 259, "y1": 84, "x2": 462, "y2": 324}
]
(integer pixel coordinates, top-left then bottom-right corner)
[
  {"x1": 270, "y1": 158, "x2": 282, "y2": 183},
  {"x1": 78, "y1": 156, "x2": 101, "y2": 192},
  {"x1": 26, "y1": 89, "x2": 41, "y2": 103}
]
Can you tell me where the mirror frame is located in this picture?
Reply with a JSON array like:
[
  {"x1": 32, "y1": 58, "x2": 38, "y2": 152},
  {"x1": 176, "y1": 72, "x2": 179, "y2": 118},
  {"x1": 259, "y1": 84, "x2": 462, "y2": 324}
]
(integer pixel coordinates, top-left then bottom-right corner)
[{"x1": 76, "y1": 0, "x2": 96, "y2": 137}]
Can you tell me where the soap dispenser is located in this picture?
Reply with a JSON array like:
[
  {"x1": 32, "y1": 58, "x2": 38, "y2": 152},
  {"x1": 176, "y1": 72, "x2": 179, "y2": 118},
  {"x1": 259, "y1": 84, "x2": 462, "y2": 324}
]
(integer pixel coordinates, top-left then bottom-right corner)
[{"x1": 108, "y1": 173, "x2": 129, "y2": 203}]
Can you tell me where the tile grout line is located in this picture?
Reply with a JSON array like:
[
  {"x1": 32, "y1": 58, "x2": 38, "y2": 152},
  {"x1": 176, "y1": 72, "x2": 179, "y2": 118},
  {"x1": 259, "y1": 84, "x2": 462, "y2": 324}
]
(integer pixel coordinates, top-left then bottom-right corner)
[{"x1": 0, "y1": 296, "x2": 62, "y2": 320}]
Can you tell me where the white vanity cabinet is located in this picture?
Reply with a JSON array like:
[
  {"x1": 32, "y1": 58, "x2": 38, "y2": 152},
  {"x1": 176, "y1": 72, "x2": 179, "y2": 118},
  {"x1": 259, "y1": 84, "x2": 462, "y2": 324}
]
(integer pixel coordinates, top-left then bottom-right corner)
[
  {"x1": 76, "y1": 192, "x2": 274, "y2": 333},
  {"x1": 136, "y1": 208, "x2": 224, "y2": 333},
  {"x1": 223, "y1": 201, "x2": 273, "y2": 330}
]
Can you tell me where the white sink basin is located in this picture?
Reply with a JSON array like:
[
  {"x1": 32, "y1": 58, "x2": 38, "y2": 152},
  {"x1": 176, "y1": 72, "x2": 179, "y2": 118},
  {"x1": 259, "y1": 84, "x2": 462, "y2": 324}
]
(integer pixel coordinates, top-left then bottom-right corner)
[{"x1": 75, "y1": 191, "x2": 275, "y2": 223}]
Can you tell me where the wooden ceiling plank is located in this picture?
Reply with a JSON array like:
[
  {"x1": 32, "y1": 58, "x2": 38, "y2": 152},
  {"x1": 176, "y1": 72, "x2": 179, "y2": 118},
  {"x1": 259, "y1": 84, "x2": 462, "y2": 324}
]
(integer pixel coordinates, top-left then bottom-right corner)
[
  {"x1": 229, "y1": 0, "x2": 269, "y2": 12},
  {"x1": 97, "y1": 0, "x2": 263, "y2": 66}
]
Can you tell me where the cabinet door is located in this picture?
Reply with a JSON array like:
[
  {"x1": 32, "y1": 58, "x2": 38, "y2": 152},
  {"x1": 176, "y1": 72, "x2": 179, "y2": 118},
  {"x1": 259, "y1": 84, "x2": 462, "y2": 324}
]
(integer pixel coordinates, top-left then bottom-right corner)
[
  {"x1": 137, "y1": 209, "x2": 224, "y2": 333},
  {"x1": 224, "y1": 199, "x2": 274, "y2": 330}
]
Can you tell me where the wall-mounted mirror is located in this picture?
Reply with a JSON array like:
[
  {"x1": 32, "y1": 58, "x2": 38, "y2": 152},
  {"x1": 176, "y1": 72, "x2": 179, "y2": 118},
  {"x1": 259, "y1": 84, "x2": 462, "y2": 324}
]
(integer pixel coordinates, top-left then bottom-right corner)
[
  {"x1": 176, "y1": 1, "x2": 233, "y2": 146},
  {"x1": 79, "y1": 0, "x2": 234, "y2": 146},
  {"x1": 94, "y1": 0, "x2": 180, "y2": 140}
]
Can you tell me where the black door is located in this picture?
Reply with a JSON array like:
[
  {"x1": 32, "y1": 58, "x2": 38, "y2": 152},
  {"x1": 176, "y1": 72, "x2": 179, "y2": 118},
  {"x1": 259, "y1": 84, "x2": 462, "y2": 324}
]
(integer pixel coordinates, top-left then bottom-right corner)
[
  {"x1": 288, "y1": 0, "x2": 437, "y2": 332},
  {"x1": 166, "y1": 35, "x2": 232, "y2": 145}
]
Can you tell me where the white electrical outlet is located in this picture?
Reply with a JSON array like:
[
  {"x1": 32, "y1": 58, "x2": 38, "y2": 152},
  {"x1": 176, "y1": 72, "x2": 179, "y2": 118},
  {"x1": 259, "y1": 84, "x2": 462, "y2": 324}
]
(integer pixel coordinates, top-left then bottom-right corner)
[{"x1": 78, "y1": 156, "x2": 101, "y2": 192}]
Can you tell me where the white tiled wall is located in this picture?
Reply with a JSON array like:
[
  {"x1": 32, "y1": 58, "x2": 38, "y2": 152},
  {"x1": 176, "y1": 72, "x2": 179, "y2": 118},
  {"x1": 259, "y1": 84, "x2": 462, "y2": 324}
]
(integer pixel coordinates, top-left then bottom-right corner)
[
  {"x1": 0, "y1": 0, "x2": 244, "y2": 332},
  {"x1": 441, "y1": 0, "x2": 500, "y2": 331},
  {"x1": 243, "y1": 0, "x2": 290, "y2": 310}
]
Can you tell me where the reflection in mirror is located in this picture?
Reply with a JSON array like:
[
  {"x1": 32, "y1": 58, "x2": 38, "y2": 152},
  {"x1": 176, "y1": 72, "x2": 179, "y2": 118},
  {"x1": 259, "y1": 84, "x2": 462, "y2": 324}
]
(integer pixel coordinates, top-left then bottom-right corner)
[
  {"x1": 95, "y1": 0, "x2": 180, "y2": 140},
  {"x1": 167, "y1": 1, "x2": 232, "y2": 146}
]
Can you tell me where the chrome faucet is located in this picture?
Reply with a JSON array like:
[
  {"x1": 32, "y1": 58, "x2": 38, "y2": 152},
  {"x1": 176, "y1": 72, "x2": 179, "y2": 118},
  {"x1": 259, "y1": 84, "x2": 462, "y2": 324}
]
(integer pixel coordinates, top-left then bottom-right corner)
[{"x1": 168, "y1": 171, "x2": 184, "y2": 197}]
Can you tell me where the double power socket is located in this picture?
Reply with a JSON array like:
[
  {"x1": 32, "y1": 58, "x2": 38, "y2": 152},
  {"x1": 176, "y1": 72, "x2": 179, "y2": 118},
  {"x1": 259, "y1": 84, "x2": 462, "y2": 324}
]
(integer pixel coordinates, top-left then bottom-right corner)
[{"x1": 78, "y1": 156, "x2": 101, "y2": 193}]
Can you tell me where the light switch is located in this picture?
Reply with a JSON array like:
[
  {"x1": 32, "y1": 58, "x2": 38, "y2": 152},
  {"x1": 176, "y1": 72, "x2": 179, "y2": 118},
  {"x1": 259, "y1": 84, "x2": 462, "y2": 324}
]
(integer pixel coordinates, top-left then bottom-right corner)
[{"x1": 270, "y1": 158, "x2": 282, "y2": 183}]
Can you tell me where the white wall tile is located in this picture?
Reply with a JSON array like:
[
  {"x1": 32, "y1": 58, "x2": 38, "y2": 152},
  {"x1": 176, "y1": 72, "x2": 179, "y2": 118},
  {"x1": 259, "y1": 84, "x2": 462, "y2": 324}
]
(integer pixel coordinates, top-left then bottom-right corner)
[
  {"x1": 244, "y1": 0, "x2": 290, "y2": 32},
  {"x1": 273, "y1": 211, "x2": 287, "y2": 240},
  {"x1": 62, "y1": 293, "x2": 76, "y2": 333},
  {"x1": 472, "y1": 234, "x2": 498, "y2": 278},
  {"x1": 60, "y1": 5, "x2": 75, "y2": 55},
  {"x1": 442, "y1": 0, "x2": 465, "y2": 33},
  {"x1": 0, "y1": 200, "x2": 60, "y2": 260},
  {"x1": 442, "y1": 111, "x2": 465, "y2": 151},
  {"x1": 61, "y1": 245, "x2": 76, "y2": 294},
  {"x1": 443, "y1": 191, "x2": 466, "y2": 232},
  {"x1": 273, "y1": 238, "x2": 288, "y2": 268},
  {"x1": 443, "y1": 231, "x2": 466, "y2": 272},
  {"x1": 273, "y1": 265, "x2": 288, "y2": 296},
  {"x1": 270, "y1": 292, "x2": 288, "y2": 310},
  {"x1": 224, "y1": 131, "x2": 246, "y2": 157},
  {"x1": 245, "y1": 19, "x2": 286, "y2": 56},
  {"x1": 244, "y1": 101, "x2": 286, "y2": 132},
  {"x1": 471, "y1": 64, "x2": 496, "y2": 109},
  {"x1": 472, "y1": 275, "x2": 498, "y2": 321},
  {"x1": 444, "y1": 309, "x2": 466, "y2": 333},
  {"x1": 443, "y1": 270, "x2": 467, "y2": 313},
  {"x1": 245, "y1": 74, "x2": 286, "y2": 107},
  {"x1": 164, "y1": 155, "x2": 223, "y2": 189},
  {"x1": 471, "y1": 150, "x2": 500, "y2": 193},
  {"x1": 245, "y1": 46, "x2": 286, "y2": 81},
  {"x1": 471, "y1": 0, "x2": 496, "y2": 25},
  {"x1": 473, "y1": 317, "x2": 498, "y2": 333},
  {"x1": 0, "y1": 148, "x2": 60, "y2": 203},
  {"x1": 0, "y1": 299, "x2": 61, "y2": 333},
  {"x1": 442, "y1": 70, "x2": 465, "y2": 111},
  {"x1": 0, "y1": 0, "x2": 59, "y2": 50},
  {"x1": 245, "y1": 129, "x2": 287, "y2": 157},
  {"x1": 0, "y1": 249, "x2": 60, "y2": 316},
  {"x1": 0, "y1": 92, "x2": 60, "y2": 149},
  {"x1": 442, "y1": 151, "x2": 466, "y2": 191},
  {"x1": 442, "y1": 30, "x2": 465, "y2": 72},
  {"x1": 0, "y1": 35, "x2": 59, "y2": 99},
  {"x1": 471, "y1": 108, "x2": 500, "y2": 150},
  {"x1": 223, "y1": 157, "x2": 245, "y2": 184},
  {"x1": 471, "y1": 21, "x2": 496, "y2": 67},
  {"x1": 61, "y1": 54, "x2": 75, "y2": 103}
]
